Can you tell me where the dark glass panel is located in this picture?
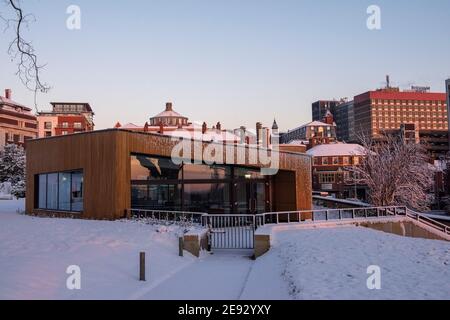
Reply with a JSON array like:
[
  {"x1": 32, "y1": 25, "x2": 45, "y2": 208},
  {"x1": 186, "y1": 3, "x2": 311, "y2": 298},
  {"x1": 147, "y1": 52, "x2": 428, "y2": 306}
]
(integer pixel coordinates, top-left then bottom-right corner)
[
  {"x1": 71, "y1": 172, "x2": 84, "y2": 212},
  {"x1": 131, "y1": 155, "x2": 182, "y2": 181},
  {"x1": 234, "y1": 167, "x2": 265, "y2": 179},
  {"x1": 131, "y1": 184, "x2": 181, "y2": 211},
  {"x1": 38, "y1": 175, "x2": 47, "y2": 209},
  {"x1": 183, "y1": 164, "x2": 231, "y2": 180},
  {"x1": 46, "y1": 173, "x2": 58, "y2": 210},
  {"x1": 58, "y1": 172, "x2": 71, "y2": 211},
  {"x1": 183, "y1": 183, "x2": 231, "y2": 214}
]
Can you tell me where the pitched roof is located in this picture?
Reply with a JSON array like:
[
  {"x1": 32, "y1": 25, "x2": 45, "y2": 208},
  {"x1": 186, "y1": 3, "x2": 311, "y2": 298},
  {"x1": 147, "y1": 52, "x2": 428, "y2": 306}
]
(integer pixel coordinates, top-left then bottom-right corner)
[
  {"x1": 287, "y1": 120, "x2": 334, "y2": 133},
  {"x1": 0, "y1": 96, "x2": 32, "y2": 111},
  {"x1": 306, "y1": 143, "x2": 366, "y2": 157}
]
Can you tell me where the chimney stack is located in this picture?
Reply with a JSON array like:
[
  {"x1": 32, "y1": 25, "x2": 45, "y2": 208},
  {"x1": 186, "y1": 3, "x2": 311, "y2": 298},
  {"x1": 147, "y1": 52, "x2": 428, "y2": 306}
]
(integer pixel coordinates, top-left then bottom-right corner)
[
  {"x1": 216, "y1": 122, "x2": 221, "y2": 131},
  {"x1": 202, "y1": 122, "x2": 207, "y2": 134},
  {"x1": 5, "y1": 89, "x2": 11, "y2": 100},
  {"x1": 166, "y1": 102, "x2": 173, "y2": 111},
  {"x1": 256, "y1": 122, "x2": 263, "y2": 145}
]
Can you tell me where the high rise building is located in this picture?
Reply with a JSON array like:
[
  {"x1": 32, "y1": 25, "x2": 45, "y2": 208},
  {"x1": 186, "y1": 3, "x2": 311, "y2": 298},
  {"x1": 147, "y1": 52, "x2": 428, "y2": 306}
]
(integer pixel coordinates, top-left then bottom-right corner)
[
  {"x1": 446, "y1": 78, "x2": 450, "y2": 148},
  {"x1": 353, "y1": 87, "x2": 448, "y2": 159},
  {"x1": 0, "y1": 89, "x2": 38, "y2": 149},
  {"x1": 312, "y1": 100, "x2": 339, "y2": 121},
  {"x1": 37, "y1": 102, "x2": 95, "y2": 137},
  {"x1": 333, "y1": 100, "x2": 355, "y2": 142}
]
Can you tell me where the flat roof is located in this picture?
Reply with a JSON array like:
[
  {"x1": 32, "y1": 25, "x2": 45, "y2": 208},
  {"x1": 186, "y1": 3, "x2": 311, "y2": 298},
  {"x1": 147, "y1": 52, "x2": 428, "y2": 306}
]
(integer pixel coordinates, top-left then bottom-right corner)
[{"x1": 26, "y1": 128, "x2": 312, "y2": 159}]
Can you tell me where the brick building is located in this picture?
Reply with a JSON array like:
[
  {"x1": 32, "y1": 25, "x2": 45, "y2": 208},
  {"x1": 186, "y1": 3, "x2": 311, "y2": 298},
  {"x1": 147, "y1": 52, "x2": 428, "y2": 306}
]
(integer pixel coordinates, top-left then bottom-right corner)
[
  {"x1": 0, "y1": 89, "x2": 38, "y2": 149},
  {"x1": 281, "y1": 112, "x2": 337, "y2": 148},
  {"x1": 354, "y1": 87, "x2": 448, "y2": 159},
  {"x1": 307, "y1": 143, "x2": 367, "y2": 200},
  {"x1": 37, "y1": 102, "x2": 94, "y2": 137}
]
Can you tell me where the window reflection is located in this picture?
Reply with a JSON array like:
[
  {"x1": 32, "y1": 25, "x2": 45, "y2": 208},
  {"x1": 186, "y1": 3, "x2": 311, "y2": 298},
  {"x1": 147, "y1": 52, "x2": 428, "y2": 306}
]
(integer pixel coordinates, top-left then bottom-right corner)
[{"x1": 131, "y1": 155, "x2": 182, "y2": 180}]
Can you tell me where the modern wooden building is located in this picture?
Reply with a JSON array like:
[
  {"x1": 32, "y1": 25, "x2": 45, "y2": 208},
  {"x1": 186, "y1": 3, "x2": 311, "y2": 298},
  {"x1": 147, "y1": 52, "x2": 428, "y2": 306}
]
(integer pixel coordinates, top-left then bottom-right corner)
[{"x1": 25, "y1": 129, "x2": 312, "y2": 220}]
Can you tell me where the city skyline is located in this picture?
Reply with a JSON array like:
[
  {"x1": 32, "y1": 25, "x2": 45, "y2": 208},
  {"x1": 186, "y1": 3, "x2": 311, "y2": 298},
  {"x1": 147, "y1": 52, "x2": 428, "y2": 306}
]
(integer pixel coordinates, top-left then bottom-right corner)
[{"x1": 1, "y1": 0, "x2": 450, "y2": 131}]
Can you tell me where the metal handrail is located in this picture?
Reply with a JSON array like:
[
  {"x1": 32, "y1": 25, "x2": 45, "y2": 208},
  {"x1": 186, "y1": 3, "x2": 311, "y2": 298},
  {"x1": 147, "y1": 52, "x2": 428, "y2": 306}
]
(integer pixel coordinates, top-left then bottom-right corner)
[
  {"x1": 254, "y1": 206, "x2": 407, "y2": 227},
  {"x1": 128, "y1": 206, "x2": 450, "y2": 237},
  {"x1": 405, "y1": 209, "x2": 450, "y2": 235}
]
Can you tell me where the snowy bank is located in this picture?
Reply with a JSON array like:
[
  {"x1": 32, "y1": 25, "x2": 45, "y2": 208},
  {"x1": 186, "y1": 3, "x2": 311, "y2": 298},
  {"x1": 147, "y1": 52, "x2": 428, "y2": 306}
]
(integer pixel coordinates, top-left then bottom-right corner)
[
  {"x1": 0, "y1": 200, "x2": 197, "y2": 300},
  {"x1": 243, "y1": 224, "x2": 450, "y2": 300}
]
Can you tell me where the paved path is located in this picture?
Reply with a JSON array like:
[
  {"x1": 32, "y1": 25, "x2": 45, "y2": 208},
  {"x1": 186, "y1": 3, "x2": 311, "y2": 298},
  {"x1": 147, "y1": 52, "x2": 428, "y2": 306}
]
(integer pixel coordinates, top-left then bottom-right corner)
[{"x1": 132, "y1": 250, "x2": 255, "y2": 300}]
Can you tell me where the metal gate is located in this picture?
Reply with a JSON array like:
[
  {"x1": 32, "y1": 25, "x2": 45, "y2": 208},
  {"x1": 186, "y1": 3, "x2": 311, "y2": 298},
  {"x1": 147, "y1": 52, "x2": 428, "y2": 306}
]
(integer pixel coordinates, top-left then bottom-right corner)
[{"x1": 203, "y1": 215, "x2": 255, "y2": 249}]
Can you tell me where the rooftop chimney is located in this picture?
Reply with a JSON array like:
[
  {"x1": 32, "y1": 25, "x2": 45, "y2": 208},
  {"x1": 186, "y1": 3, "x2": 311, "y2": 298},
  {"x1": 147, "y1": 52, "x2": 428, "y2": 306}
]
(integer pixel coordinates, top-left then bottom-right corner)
[
  {"x1": 202, "y1": 122, "x2": 207, "y2": 134},
  {"x1": 5, "y1": 89, "x2": 11, "y2": 100},
  {"x1": 166, "y1": 102, "x2": 173, "y2": 111},
  {"x1": 216, "y1": 122, "x2": 221, "y2": 131},
  {"x1": 256, "y1": 122, "x2": 263, "y2": 145}
]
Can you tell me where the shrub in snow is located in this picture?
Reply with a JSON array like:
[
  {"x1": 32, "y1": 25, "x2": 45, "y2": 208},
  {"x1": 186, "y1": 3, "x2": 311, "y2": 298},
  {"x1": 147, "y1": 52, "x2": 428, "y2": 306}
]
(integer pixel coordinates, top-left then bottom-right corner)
[
  {"x1": 11, "y1": 180, "x2": 26, "y2": 199},
  {"x1": 0, "y1": 144, "x2": 26, "y2": 198}
]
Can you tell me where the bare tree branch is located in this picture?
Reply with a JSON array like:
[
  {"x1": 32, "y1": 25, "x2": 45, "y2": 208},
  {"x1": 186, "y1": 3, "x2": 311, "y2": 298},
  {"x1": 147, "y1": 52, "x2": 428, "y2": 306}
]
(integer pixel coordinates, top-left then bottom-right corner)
[
  {"x1": 345, "y1": 133, "x2": 434, "y2": 211},
  {"x1": 1, "y1": 0, "x2": 50, "y2": 111}
]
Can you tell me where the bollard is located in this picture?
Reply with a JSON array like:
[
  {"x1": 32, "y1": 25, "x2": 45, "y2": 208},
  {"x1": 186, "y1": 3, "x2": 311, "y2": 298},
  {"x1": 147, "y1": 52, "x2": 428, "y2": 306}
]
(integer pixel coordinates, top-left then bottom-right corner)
[
  {"x1": 139, "y1": 252, "x2": 146, "y2": 281},
  {"x1": 179, "y1": 236, "x2": 184, "y2": 257}
]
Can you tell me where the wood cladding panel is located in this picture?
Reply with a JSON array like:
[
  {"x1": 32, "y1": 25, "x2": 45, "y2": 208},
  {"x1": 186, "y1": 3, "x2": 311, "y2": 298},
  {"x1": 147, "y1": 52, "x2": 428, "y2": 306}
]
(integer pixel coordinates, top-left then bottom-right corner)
[{"x1": 26, "y1": 130, "x2": 312, "y2": 220}]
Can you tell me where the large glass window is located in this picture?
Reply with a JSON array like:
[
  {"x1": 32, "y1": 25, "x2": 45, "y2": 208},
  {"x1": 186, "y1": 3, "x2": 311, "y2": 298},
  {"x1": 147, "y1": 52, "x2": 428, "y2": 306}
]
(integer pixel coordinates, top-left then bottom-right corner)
[
  {"x1": 130, "y1": 154, "x2": 269, "y2": 214},
  {"x1": 37, "y1": 171, "x2": 83, "y2": 212},
  {"x1": 47, "y1": 173, "x2": 58, "y2": 210},
  {"x1": 183, "y1": 183, "x2": 231, "y2": 213},
  {"x1": 131, "y1": 184, "x2": 181, "y2": 211},
  {"x1": 131, "y1": 155, "x2": 182, "y2": 181},
  {"x1": 58, "y1": 173, "x2": 71, "y2": 211},
  {"x1": 71, "y1": 172, "x2": 84, "y2": 212},
  {"x1": 183, "y1": 164, "x2": 231, "y2": 180},
  {"x1": 38, "y1": 175, "x2": 47, "y2": 209}
]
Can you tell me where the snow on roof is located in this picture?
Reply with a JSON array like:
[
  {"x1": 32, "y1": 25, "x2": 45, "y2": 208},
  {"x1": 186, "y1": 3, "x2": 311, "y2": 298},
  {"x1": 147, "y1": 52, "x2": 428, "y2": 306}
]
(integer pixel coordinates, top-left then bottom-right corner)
[
  {"x1": 288, "y1": 140, "x2": 309, "y2": 146},
  {"x1": 288, "y1": 121, "x2": 334, "y2": 133},
  {"x1": 306, "y1": 143, "x2": 366, "y2": 157},
  {"x1": 152, "y1": 110, "x2": 187, "y2": 119},
  {"x1": 0, "y1": 96, "x2": 32, "y2": 111},
  {"x1": 121, "y1": 123, "x2": 143, "y2": 129}
]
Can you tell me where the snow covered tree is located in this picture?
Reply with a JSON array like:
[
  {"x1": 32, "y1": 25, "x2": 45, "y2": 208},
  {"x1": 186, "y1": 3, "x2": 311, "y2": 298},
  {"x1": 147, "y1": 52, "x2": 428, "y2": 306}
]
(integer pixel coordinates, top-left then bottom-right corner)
[
  {"x1": 347, "y1": 134, "x2": 434, "y2": 211},
  {"x1": 0, "y1": 144, "x2": 26, "y2": 198}
]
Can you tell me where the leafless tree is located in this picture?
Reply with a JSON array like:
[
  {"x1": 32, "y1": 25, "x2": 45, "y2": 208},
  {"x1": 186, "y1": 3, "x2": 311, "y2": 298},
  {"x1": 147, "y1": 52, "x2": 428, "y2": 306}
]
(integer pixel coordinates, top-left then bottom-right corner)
[
  {"x1": 347, "y1": 134, "x2": 434, "y2": 211},
  {"x1": 1, "y1": 0, "x2": 49, "y2": 111}
]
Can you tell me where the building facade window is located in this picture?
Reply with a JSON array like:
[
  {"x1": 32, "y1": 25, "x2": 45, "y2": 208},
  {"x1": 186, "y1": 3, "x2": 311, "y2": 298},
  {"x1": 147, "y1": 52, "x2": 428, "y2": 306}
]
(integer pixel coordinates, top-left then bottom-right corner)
[
  {"x1": 36, "y1": 170, "x2": 84, "y2": 212},
  {"x1": 319, "y1": 173, "x2": 335, "y2": 184},
  {"x1": 130, "y1": 154, "x2": 269, "y2": 214},
  {"x1": 44, "y1": 122, "x2": 52, "y2": 130}
]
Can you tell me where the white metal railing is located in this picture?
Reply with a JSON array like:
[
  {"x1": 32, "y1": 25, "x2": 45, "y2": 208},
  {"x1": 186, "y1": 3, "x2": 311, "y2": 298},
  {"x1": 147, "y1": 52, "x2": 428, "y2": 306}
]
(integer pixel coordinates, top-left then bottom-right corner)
[
  {"x1": 405, "y1": 209, "x2": 450, "y2": 236},
  {"x1": 129, "y1": 206, "x2": 449, "y2": 237},
  {"x1": 254, "y1": 206, "x2": 408, "y2": 228}
]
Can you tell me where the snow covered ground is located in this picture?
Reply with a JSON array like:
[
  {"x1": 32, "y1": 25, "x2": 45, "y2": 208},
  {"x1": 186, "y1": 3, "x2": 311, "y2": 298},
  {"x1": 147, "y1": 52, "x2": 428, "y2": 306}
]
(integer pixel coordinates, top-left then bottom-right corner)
[
  {"x1": 0, "y1": 199, "x2": 449, "y2": 300},
  {"x1": 243, "y1": 225, "x2": 450, "y2": 300}
]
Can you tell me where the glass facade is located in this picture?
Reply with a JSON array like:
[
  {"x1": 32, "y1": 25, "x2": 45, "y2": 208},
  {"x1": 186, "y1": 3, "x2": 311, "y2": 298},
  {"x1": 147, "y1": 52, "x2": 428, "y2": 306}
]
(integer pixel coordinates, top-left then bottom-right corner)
[
  {"x1": 36, "y1": 171, "x2": 84, "y2": 212},
  {"x1": 131, "y1": 154, "x2": 270, "y2": 214}
]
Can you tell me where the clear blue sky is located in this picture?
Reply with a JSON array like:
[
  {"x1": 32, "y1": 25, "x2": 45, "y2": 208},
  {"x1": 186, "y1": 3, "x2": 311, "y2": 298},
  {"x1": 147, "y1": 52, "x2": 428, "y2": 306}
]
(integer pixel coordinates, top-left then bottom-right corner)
[{"x1": 1, "y1": 0, "x2": 449, "y2": 131}]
